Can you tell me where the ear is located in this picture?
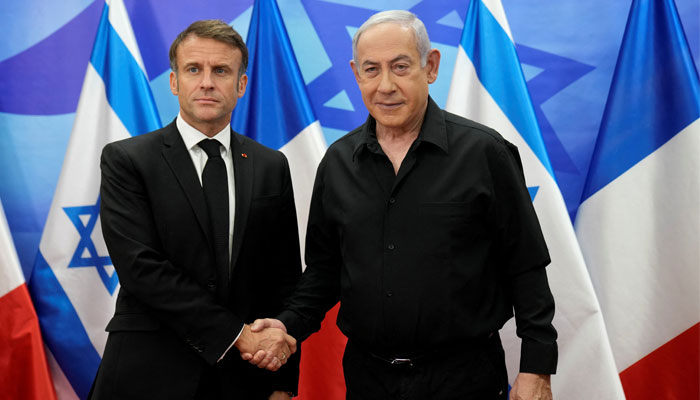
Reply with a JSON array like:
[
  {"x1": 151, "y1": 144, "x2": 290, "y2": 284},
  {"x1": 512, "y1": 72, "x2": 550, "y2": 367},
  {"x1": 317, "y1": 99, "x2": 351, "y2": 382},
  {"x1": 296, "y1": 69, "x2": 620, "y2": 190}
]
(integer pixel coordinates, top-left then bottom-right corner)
[
  {"x1": 424, "y1": 49, "x2": 441, "y2": 84},
  {"x1": 350, "y1": 60, "x2": 361, "y2": 83},
  {"x1": 237, "y1": 73, "x2": 248, "y2": 98},
  {"x1": 169, "y1": 71, "x2": 178, "y2": 95}
]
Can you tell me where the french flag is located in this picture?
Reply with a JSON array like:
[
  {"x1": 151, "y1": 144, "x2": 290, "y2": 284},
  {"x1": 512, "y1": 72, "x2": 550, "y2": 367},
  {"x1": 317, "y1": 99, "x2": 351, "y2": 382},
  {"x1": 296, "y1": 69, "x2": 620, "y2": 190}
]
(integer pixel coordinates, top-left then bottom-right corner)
[
  {"x1": 229, "y1": 1, "x2": 336, "y2": 398},
  {"x1": 575, "y1": 0, "x2": 700, "y2": 398},
  {"x1": 28, "y1": 1, "x2": 161, "y2": 398},
  {"x1": 445, "y1": 0, "x2": 625, "y2": 398},
  {"x1": 0, "y1": 199, "x2": 56, "y2": 399}
]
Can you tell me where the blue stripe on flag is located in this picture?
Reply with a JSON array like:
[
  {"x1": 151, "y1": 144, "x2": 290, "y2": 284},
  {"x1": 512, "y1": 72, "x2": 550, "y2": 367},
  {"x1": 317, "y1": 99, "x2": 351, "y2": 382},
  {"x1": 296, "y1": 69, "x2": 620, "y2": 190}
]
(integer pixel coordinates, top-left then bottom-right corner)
[
  {"x1": 90, "y1": 4, "x2": 161, "y2": 137},
  {"x1": 28, "y1": 252, "x2": 102, "y2": 399},
  {"x1": 582, "y1": 0, "x2": 700, "y2": 200},
  {"x1": 460, "y1": 0, "x2": 554, "y2": 177},
  {"x1": 232, "y1": 0, "x2": 316, "y2": 149}
]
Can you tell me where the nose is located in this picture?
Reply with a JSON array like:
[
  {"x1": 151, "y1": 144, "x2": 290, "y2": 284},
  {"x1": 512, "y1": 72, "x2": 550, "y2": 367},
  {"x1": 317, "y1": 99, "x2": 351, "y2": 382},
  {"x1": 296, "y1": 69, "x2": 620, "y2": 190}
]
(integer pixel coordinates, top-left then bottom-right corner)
[
  {"x1": 200, "y1": 69, "x2": 214, "y2": 89},
  {"x1": 377, "y1": 69, "x2": 396, "y2": 94}
]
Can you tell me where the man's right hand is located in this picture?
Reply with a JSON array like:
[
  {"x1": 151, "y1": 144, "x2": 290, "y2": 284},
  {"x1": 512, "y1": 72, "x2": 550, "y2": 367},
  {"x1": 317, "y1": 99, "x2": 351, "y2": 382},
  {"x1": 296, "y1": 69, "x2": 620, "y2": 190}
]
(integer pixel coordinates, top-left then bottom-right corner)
[
  {"x1": 240, "y1": 319, "x2": 292, "y2": 369},
  {"x1": 235, "y1": 323, "x2": 296, "y2": 371}
]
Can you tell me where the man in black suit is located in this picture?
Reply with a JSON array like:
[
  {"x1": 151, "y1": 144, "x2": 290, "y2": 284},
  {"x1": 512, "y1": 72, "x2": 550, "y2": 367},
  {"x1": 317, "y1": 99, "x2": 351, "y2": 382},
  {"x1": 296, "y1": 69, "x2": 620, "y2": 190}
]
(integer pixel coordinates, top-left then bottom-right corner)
[{"x1": 90, "y1": 20, "x2": 301, "y2": 400}]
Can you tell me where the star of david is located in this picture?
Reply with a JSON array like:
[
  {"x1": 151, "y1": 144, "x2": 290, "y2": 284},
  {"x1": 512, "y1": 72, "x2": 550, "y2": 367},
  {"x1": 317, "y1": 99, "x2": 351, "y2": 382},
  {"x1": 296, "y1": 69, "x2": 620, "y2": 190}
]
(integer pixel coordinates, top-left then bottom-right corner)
[{"x1": 63, "y1": 196, "x2": 118, "y2": 294}]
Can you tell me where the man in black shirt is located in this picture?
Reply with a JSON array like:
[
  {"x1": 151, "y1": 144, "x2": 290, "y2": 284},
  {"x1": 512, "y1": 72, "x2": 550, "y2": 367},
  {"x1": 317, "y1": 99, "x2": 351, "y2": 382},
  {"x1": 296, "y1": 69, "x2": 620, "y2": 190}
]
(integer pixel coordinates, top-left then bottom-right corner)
[{"x1": 246, "y1": 10, "x2": 556, "y2": 400}]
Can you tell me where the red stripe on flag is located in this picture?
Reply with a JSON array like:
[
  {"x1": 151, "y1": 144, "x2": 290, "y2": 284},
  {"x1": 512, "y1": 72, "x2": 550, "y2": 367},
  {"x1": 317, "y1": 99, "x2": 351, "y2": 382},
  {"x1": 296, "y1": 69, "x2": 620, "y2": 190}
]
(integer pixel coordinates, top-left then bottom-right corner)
[
  {"x1": 297, "y1": 303, "x2": 347, "y2": 400},
  {"x1": 620, "y1": 322, "x2": 699, "y2": 399},
  {"x1": 0, "y1": 283, "x2": 57, "y2": 400}
]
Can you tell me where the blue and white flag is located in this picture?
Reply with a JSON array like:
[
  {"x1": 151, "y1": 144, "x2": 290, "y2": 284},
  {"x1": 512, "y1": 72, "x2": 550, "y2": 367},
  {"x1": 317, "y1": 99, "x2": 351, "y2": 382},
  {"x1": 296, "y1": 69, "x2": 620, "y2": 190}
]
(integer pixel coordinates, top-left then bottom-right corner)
[
  {"x1": 445, "y1": 1, "x2": 624, "y2": 398},
  {"x1": 232, "y1": 0, "x2": 326, "y2": 259},
  {"x1": 28, "y1": 1, "x2": 161, "y2": 398},
  {"x1": 575, "y1": 0, "x2": 700, "y2": 397}
]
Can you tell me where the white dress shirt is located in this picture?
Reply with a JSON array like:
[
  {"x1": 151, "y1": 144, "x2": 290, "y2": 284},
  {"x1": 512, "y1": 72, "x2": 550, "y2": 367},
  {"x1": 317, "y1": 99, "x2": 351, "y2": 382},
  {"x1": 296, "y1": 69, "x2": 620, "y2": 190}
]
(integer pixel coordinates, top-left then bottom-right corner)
[
  {"x1": 176, "y1": 114, "x2": 235, "y2": 259},
  {"x1": 176, "y1": 114, "x2": 241, "y2": 359}
]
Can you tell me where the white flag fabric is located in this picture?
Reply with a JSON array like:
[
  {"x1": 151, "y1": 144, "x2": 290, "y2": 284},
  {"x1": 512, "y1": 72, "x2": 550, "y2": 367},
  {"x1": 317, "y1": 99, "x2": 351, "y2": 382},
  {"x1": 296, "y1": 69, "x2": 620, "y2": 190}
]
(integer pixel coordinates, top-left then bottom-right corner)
[
  {"x1": 575, "y1": 0, "x2": 700, "y2": 397},
  {"x1": 445, "y1": 1, "x2": 624, "y2": 398},
  {"x1": 28, "y1": 1, "x2": 161, "y2": 398},
  {"x1": 232, "y1": 0, "x2": 326, "y2": 261}
]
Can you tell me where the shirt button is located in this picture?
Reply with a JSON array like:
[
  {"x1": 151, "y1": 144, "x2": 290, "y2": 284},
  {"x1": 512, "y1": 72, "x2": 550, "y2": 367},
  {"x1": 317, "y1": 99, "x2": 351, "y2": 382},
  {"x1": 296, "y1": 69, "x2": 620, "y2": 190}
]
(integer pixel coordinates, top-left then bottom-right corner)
[
  {"x1": 389, "y1": 198, "x2": 396, "y2": 204},
  {"x1": 386, "y1": 291, "x2": 393, "y2": 297},
  {"x1": 207, "y1": 280, "x2": 216, "y2": 289},
  {"x1": 387, "y1": 243, "x2": 395, "y2": 250}
]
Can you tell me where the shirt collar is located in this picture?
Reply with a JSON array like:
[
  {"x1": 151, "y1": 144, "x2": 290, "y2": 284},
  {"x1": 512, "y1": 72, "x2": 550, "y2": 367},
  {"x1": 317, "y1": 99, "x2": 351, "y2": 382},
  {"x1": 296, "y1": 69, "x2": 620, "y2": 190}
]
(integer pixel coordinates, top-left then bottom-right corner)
[
  {"x1": 176, "y1": 113, "x2": 231, "y2": 154},
  {"x1": 352, "y1": 96, "x2": 449, "y2": 160}
]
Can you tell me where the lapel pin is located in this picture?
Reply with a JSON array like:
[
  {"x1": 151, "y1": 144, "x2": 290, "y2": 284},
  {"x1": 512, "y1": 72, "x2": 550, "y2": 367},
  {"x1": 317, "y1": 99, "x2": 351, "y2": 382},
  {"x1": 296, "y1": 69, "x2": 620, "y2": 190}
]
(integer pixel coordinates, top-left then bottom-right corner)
[{"x1": 241, "y1": 153, "x2": 248, "y2": 158}]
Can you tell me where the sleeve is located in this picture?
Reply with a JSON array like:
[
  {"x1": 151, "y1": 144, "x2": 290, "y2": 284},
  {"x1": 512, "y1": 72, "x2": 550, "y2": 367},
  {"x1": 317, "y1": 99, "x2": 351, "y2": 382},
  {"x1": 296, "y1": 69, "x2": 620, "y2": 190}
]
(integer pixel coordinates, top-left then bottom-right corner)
[
  {"x1": 277, "y1": 157, "x2": 343, "y2": 341},
  {"x1": 492, "y1": 140, "x2": 558, "y2": 374},
  {"x1": 100, "y1": 142, "x2": 241, "y2": 365}
]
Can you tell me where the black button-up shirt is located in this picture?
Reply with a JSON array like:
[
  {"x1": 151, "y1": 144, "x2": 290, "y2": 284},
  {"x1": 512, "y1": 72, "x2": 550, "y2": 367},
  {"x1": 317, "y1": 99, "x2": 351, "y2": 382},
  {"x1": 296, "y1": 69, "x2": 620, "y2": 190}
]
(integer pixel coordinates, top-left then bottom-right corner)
[{"x1": 280, "y1": 97, "x2": 557, "y2": 373}]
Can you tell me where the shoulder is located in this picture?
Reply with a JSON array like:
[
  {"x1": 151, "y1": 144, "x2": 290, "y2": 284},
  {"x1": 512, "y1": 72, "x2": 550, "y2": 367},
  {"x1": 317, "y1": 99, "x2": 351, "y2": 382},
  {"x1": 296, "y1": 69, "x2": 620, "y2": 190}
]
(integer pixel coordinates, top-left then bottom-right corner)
[
  {"x1": 443, "y1": 110, "x2": 505, "y2": 146},
  {"x1": 102, "y1": 124, "x2": 171, "y2": 161},
  {"x1": 319, "y1": 125, "x2": 363, "y2": 166},
  {"x1": 441, "y1": 109, "x2": 514, "y2": 160}
]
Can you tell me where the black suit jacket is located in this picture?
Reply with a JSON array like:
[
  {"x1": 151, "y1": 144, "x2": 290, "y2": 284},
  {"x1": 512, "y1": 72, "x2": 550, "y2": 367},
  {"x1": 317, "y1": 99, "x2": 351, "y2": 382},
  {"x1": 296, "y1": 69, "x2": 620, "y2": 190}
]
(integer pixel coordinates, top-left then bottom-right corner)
[{"x1": 91, "y1": 120, "x2": 302, "y2": 399}]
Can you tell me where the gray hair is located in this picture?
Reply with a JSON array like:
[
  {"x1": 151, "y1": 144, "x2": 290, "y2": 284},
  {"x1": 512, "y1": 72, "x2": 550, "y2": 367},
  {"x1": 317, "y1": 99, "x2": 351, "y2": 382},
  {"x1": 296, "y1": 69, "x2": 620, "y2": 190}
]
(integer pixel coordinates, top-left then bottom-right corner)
[{"x1": 352, "y1": 10, "x2": 431, "y2": 67}]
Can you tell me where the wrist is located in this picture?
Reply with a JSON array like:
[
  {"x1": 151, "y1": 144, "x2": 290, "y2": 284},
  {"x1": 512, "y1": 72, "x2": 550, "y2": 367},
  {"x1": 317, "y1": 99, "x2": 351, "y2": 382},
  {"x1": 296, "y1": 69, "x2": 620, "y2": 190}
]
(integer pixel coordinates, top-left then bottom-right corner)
[{"x1": 234, "y1": 324, "x2": 251, "y2": 352}]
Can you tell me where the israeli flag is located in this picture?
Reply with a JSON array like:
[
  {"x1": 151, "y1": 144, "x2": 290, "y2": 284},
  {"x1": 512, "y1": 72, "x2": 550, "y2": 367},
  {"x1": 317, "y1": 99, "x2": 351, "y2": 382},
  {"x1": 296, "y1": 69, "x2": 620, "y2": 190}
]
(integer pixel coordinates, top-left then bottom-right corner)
[
  {"x1": 232, "y1": 0, "x2": 327, "y2": 260},
  {"x1": 445, "y1": 1, "x2": 624, "y2": 398},
  {"x1": 576, "y1": 0, "x2": 700, "y2": 397},
  {"x1": 28, "y1": 1, "x2": 161, "y2": 398}
]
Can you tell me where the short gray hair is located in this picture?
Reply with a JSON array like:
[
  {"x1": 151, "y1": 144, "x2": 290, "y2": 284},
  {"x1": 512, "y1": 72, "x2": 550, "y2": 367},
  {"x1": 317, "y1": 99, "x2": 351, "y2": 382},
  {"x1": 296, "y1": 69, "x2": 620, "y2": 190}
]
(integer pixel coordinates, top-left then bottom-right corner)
[{"x1": 352, "y1": 10, "x2": 431, "y2": 67}]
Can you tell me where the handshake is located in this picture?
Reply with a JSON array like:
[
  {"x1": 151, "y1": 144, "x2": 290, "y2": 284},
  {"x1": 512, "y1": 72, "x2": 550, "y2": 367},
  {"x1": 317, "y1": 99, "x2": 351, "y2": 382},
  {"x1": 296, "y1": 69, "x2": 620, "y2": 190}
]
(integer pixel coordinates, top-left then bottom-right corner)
[{"x1": 234, "y1": 318, "x2": 295, "y2": 371}]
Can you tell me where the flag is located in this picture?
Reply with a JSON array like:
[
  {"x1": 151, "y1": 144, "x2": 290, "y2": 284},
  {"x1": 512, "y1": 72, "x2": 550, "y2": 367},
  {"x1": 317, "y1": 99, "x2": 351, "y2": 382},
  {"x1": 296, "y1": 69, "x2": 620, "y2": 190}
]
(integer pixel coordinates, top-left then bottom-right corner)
[
  {"x1": 229, "y1": 1, "x2": 335, "y2": 399},
  {"x1": 445, "y1": 1, "x2": 625, "y2": 398},
  {"x1": 0, "y1": 199, "x2": 56, "y2": 400},
  {"x1": 575, "y1": 0, "x2": 700, "y2": 397},
  {"x1": 27, "y1": 0, "x2": 161, "y2": 398}
]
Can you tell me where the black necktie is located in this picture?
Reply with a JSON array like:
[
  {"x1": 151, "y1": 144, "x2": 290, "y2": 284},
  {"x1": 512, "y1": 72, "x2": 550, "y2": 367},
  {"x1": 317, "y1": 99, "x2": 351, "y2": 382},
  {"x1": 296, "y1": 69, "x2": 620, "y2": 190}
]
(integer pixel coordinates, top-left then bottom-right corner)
[{"x1": 198, "y1": 139, "x2": 229, "y2": 283}]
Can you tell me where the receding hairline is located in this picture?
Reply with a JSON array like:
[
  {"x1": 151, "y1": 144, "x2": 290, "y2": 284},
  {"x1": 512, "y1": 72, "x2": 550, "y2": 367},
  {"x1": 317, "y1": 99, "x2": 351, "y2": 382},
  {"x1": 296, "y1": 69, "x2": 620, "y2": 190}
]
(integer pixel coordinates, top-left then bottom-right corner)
[
  {"x1": 352, "y1": 10, "x2": 431, "y2": 67},
  {"x1": 354, "y1": 24, "x2": 419, "y2": 61}
]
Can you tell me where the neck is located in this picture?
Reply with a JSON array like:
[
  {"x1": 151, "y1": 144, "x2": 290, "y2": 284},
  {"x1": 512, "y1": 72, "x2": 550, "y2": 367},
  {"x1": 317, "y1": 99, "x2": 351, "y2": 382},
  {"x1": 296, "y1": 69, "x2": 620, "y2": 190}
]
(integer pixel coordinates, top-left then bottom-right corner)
[
  {"x1": 180, "y1": 115, "x2": 229, "y2": 138},
  {"x1": 199, "y1": 122, "x2": 229, "y2": 138},
  {"x1": 375, "y1": 112, "x2": 424, "y2": 142}
]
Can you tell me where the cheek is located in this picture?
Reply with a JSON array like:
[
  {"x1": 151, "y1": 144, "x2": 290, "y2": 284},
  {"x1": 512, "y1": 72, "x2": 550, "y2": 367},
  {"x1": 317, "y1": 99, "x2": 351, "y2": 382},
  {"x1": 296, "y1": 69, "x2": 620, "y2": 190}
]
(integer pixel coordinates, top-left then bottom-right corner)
[{"x1": 359, "y1": 83, "x2": 377, "y2": 99}]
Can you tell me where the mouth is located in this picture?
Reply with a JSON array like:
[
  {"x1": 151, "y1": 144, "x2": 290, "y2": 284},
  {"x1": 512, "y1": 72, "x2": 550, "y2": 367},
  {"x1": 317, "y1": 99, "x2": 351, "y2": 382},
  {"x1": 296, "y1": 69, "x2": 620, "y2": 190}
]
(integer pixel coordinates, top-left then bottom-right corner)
[
  {"x1": 376, "y1": 102, "x2": 403, "y2": 111},
  {"x1": 195, "y1": 97, "x2": 219, "y2": 104}
]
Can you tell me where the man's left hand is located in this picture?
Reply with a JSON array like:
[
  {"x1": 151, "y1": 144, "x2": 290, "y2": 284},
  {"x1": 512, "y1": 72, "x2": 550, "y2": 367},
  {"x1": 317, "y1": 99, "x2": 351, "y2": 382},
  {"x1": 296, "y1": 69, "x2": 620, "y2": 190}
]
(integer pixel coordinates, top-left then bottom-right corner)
[
  {"x1": 269, "y1": 391, "x2": 292, "y2": 400},
  {"x1": 509, "y1": 373, "x2": 552, "y2": 400}
]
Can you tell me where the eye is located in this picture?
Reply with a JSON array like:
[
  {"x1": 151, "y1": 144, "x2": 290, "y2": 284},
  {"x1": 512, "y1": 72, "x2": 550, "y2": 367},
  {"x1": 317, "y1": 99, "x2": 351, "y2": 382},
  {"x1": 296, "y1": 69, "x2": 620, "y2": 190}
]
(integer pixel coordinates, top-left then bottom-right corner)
[
  {"x1": 188, "y1": 67, "x2": 199, "y2": 73},
  {"x1": 394, "y1": 64, "x2": 409, "y2": 72},
  {"x1": 215, "y1": 68, "x2": 226, "y2": 74},
  {"x1": 363, "y1": 66, "x2": 379, "y2": 76}
]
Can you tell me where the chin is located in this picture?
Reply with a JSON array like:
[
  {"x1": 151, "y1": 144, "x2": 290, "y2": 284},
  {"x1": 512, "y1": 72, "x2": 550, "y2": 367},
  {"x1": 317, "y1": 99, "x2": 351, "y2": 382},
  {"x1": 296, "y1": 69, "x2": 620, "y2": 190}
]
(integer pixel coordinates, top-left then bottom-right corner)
[{"x1": 375, "y1": 115, "x2": 406, "y2": 128}]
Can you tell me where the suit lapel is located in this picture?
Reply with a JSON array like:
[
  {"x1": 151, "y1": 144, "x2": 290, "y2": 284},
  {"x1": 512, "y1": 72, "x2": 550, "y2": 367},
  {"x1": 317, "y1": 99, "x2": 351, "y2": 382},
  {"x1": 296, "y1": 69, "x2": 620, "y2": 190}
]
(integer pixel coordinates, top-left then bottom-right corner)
[
  {"x1": 230, "y1": 129, "x2": 253, "y2": 273},
  {"x1": 161, "y1": 122, "x2": 213, "y2": 246}
]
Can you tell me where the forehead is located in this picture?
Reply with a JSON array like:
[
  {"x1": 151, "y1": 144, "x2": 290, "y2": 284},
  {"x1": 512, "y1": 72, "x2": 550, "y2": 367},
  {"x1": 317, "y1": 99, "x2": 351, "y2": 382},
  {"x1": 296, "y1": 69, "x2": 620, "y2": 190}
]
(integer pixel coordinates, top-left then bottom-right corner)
[
  {"x1": 356, "y1": 23, "x2": 419, "y2": 63},
  {"x1": 176, "y1": 35, "x2": 240, "y2": 65}
]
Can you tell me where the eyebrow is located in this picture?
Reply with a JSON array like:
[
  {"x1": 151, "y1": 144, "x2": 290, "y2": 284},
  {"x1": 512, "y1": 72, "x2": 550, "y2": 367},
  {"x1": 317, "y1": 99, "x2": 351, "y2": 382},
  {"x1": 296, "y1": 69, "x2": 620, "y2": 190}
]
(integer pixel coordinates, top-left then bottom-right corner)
[{"x1": 361, "y1": 54, "x2": 413, "y2": 68}]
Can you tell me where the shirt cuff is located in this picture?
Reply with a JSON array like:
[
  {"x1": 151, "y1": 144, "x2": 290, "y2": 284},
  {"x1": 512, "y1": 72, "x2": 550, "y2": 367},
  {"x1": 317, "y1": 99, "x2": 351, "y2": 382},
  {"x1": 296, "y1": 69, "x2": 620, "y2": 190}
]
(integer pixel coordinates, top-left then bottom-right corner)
[
  {"x1": 217, "y1": 324, "x2": 244, "y2": 362},
  {"x1": 519, "y1": 339, "x2": 558, "y2": 374}
]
